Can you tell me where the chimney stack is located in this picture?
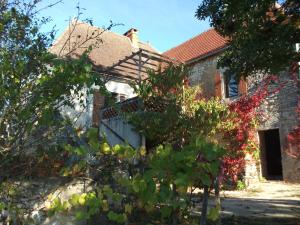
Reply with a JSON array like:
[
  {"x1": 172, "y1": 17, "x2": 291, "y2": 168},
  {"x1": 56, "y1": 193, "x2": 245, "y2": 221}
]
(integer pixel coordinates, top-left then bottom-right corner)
[{"x1": 124, "y1": 28, "x2": 139, "y2": 48}]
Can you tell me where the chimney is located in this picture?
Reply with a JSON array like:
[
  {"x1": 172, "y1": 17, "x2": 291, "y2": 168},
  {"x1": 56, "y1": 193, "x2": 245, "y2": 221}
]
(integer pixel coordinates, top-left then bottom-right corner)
[{"x1": 124, "y1": 28, "x2": 139, "y2": 48}]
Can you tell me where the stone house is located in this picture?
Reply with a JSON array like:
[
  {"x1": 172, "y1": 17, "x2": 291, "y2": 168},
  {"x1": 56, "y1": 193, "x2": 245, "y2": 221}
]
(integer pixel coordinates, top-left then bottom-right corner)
[
  {"x1": 51, "y1": 22, "x2": 299, "y2": 183},
  {"x1": 164, "y1": 29, "x2": 300, "y2": 183}
]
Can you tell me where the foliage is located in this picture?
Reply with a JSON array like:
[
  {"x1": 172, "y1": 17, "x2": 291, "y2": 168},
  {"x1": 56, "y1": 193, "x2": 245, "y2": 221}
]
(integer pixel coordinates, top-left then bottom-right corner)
[
  {"x1": 128, "y1": 65, "x2": 189, "y2": 145},
  {"x1": 128, "y1": 65, "x2": 228, "y2": 147},
  {"x1": 0, "y1": 2, "x2": 114, "y2": 222},
  {"x1": 127, "y1": 65, "x2": 234, "y2": 224},
  {"x1": 126, "y1": 65, "x2": 274, "y2": 223},
  {"x1": 236, "y1": 180, "x2": 246, "y2": 191},
  {"x1": 196, "y1": 0, "x2": 300, "y2": 77},
  {"x1": 0, "y1": 181, "x2": 24, "y2": 223},
  {"x1": 0, "y1": 0, "x2": 107, "y2": 159},
  {"x1": 47, "y1": 131, "x2": 135, "y2": 223},
  {"x1": 118, "y1": 139, "x2": 225, "y2": 222},
  {"x1": 48, "y1": 190, "x2": 127, "y2": 222},
  {"x1": 129, "y1": 64, "x2": 264, "y2": 187},
  {"x1": 48, "y1": 129, "x2": 225, "y2": 224}
]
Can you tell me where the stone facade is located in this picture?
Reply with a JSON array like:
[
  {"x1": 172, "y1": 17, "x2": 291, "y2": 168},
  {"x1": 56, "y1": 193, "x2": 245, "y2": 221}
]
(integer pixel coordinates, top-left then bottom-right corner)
[
  {"x1": 187, "y1": 55, "x2": 300, "y2": 183},
  {"x1": 277, "y1": 73, "x2": 300, "y2": 182},
  {"x1": 188, "y1": 56, "x2": 219, "y2": 97},
  {"x1": 248, "y1": 72, "x2": 300, "y2": 182}
]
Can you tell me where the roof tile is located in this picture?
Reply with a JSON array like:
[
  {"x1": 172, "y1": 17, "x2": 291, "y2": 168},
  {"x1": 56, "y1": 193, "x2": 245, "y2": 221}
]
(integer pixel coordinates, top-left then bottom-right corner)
[
  {"x1": 50, "y1": 21, "x2": 158, "y2": 68},
  {"x1": 163, "y1": 29, "x2": 227, "y2": 63}
]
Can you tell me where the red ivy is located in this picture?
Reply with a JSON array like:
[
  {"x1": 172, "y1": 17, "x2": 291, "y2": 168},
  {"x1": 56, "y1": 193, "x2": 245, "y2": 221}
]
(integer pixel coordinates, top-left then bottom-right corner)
[{"x1": 221, "y1": 75, "x2": 282, "y2": 184}]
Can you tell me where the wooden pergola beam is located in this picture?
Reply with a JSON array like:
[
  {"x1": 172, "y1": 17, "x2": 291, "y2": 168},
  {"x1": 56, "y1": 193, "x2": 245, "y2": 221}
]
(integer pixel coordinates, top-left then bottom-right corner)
[
  {"x1": 121, "y1": 59, "x2": 158, "y2": 69},
  {"x1": 100, "y1": 49, "x2": 182, "y2": 82},
  {"x1": 105, "y1": 50, "x2": 142, "y2": 72},
  {"x1": 111, "y1": 68, "x2": 146, "y2": 78},
  {"x1": 114, "y1": 63, "x2": 148, "y2": 73}
]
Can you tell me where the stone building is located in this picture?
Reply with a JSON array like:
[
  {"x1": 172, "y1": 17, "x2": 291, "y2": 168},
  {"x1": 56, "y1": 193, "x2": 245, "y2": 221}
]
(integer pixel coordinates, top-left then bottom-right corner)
[
  {"x1": 164, "y1": 28, "x2": 300, "y2": 183},
  {"x1": 51, "y1": 22, "x2": 299, "y2": 183}
]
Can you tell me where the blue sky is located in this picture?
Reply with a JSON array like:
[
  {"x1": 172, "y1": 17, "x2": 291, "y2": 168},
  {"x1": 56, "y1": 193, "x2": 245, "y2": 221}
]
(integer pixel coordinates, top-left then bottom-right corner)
[{"x1": 37, "y1": 0, "x2": 210, "y2": 52}]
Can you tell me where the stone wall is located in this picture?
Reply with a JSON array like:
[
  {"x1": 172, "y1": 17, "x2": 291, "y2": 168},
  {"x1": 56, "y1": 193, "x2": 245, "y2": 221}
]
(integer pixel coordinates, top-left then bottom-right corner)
[
  {"x1": 0, "y1": 178, "x2": 89, "y2": 225},
  {"x1": 278, "y1": 73, "x2": 300, "y2": 182},
  {"x1": 244, "y1": 153, "x2": 261, "y2": 187},
  {"x1": 188, "y1": 55, "x2": 300, "y2": 183},
  {"x1": 249, "y1": 72, "x2": 300, "y2": 182},
  {"x1": 188, "y1": 56, "x2": 219, "y2": 96}
]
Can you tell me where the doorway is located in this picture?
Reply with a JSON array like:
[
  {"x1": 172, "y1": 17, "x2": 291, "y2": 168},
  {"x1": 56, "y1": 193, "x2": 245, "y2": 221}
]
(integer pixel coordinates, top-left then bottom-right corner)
[{"x1": 259, "y1": 129, "x2": 283, "y2": 180}]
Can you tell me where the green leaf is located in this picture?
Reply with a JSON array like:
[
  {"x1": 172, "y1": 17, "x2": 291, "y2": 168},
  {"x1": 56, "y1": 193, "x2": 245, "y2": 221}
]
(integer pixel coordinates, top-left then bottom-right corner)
[
  {"x1": 161, "y1": 206, "x2": 172, "y2": 218},
  {"x1": 103, "y1": 185, "x2": 113, "y2": 196},
  {"x1": 75, "y1": 211, "x2": 88, "y2": 220},
  {"x1": 107, "y1": 211, "x2": 127, "y2": 223},
  {"x1": 209, "y1": 161, "x2": 220, "y2": 176},
  {"x1": 69, "y1": 194, "x2": 80, "y2": 206},
  {"x1": 101, "y1": 142, "x2": 111, "y2": 154},
  {"x1": 207, "y1": 206, "x2": 220, "y2": 221},
  {"x1": 78, "y1": 193, "x2": 87, "y2": 205},
  {"x1": 132, "y1": 180, "x2": 140, "y2": 193},
  {"x1": 200, "y1": 173, "x2": 211, "y2": 186},
  {"x1": 124, "y1": 203, "x2": 133, "y2": 214}
]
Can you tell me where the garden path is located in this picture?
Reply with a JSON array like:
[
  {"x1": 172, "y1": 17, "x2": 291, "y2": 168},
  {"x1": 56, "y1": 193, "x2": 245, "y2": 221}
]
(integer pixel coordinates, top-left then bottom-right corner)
[{"x1": 216, "y1": 181, "x2": 300, "y2": 224}]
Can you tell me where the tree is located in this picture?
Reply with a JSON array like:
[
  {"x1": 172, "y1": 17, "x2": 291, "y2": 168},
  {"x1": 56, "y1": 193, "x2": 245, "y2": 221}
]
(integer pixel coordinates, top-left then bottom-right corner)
[
  {"x1": 196, "y1": 0, "x2": 300, "y2": 77},
  {"x1": 127, "y1": 65, "x2": 230, "y2": 225},
  {"x1": 0, "y1": 0, "x2": 107, "y2": 159}
]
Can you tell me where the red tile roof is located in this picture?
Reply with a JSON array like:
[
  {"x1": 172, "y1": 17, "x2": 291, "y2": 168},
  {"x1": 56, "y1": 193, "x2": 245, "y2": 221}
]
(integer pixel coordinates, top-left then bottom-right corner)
[{"x1": 163, "y1": 28, "x2": 228, "y2": 63}]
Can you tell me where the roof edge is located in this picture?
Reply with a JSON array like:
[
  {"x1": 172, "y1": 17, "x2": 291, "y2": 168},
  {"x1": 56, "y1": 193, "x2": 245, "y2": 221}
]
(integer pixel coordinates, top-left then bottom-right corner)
[{"x1": 163, "y1": 28, "x2": 215, "y2": 55}]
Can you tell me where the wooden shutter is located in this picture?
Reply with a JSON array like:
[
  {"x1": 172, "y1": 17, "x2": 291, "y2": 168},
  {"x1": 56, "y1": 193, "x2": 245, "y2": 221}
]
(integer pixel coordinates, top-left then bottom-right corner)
[
  {"x1": 238, "y1": 77, "x2": 247, "y2": 95},
  {"x1": 214, "y1": 71, "x2": 222, "y2": 98}
]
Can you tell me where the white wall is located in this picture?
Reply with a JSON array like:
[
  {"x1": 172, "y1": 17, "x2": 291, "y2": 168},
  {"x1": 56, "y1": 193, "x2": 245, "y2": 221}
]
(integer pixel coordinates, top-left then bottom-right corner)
[
  {"x1": 59, "y1": 86, "x2": 93, "y2": 129},
  {"x1": 60, "y1": 80, "x2": 136, "y2": 129},
  {"x1": 105, "y1": 80, "x2": 136, "y2": 98}
]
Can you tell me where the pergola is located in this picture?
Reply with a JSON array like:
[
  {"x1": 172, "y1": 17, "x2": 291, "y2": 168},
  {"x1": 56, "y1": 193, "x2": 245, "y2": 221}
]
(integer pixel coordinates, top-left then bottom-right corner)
[
  {"x1": 94, "y1": 48, "x2": 180, "y2": 82},
  {"x1": 96, "y1": 49, "x2": 180, "y2": 121}
]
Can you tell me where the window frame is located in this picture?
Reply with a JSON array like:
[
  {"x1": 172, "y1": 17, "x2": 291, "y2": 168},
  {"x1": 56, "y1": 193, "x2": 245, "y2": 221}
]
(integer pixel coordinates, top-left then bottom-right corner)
[{"x1": 221, "y1": 71, "x2": 239, "y2": 99}]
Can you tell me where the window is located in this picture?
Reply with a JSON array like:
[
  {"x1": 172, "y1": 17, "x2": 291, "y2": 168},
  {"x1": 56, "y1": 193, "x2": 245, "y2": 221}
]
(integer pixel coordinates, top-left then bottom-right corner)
[
  {"x1": 224, "y1": 73, "x2": 238, "y2": 98},
  {"x1": 189, "y1": 66, "x2": 202, "y2": 86}
]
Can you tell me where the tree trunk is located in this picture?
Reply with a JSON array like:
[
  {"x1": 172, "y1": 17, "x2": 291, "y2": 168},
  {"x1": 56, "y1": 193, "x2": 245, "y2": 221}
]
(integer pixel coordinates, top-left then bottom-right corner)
[
  {"x1": 171, "y1": 209, "x2": 178, "y2": 225},
  {"x1": 171, "y1": 183, "x2": 178, "y2": 225},
  {"x1": 200, "y1": 186, "x2": 209, "y2": 225},
  {"x1": 214, "y1": 176, "x2": 221, "y2": 225}
]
